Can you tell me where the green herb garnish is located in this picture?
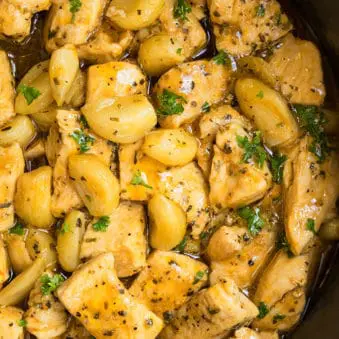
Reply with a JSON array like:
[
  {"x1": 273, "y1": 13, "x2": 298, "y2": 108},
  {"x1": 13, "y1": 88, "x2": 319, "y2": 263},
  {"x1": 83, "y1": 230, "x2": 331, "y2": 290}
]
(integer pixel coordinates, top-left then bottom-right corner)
[
  {"x1": 175, "y1": 235, "x2": 188, "y2": 253},
  {"x1": 40, "y1": 274, "x2": 65, "y2": 295},
  {"x1": 276, "y1": 232, "x2": 294, "y2": 257},
  {"x1": 270, "y1": 153, "x2": 287, "y2": 184},
  {"x1": 157, "y1": 89, "x2": 187, "y2": 116},
  {"x1": 9, "y1": 222, "x2": 24, "y2": 235},
  {"x1": 92, "y1": 216, "x2": 110, "y2": 232},
  {"x1": 69, "y1": 0, "x2": 82, "y2": 22},
  {"x1": 176, "y1": 48, "x2": 182, "y2": 55},
  {"x1": 79, "y1": 115, "x2": 89, "y2": 129},
  {"x1": 238, "y1": 206, "x2": 265, "y2": 236},
  {"x1": 173, "y1": 0, "x2": 192, "y2": 21},
  {"x1": 17, "y1": 319, "x2": 27, "y2": 327},
  {"x1": 193, "y1": 270, "x2": 206, "y2": 284},
  {"x1": 213, "y1": 50, "x2": 231, "y2": 66},
  {"x1": 257, "y1": 302, "x2": 269, "y2": 319},
  {"x1": 306, "y1": 218, "x2": 317, "y2": 234},
  {"x1": 236, "y1": 131, "x2": 267, "y2": 167},
  {"x1": 17, "y1": 84, "x2": 41, "y2": 105},
  {"x1": 70, "y1": 129, "x2": 95, "y2": 153},
  {"x1": 130, "y1": 170, "x2": 153, "y2": 189},
  {"x1": 60, "y1": 222, "x2": 70, "y2": 234},
  {"x1": 273, "y1": 313, "x2": 286, "y2": 323},
  {"x1": 292, "y1": 104, "x2": 330, "y2": 163},
  {"x1": 256, "y1": 90, "x2": 264, "y2": 99},
  {"x1": 256, "y1": 4, "x2": 266, "y2": 17},
  {"x1": 201, "y1": 102, "x2": 211, "y2": 113}
]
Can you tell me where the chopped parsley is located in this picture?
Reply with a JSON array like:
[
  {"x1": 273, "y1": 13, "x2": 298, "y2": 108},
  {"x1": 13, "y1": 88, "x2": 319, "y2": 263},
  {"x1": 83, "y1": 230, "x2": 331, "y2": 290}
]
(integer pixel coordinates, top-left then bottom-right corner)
[
  {"x1": 17, "y1": 84, "x2": 41, "y2": 105},
  {"x1": 40, "y1": 274, "x2": 65, "y2": 295},
  {"x1": 17, "y1": 319, "x2": 27, "y2": 327},
  {"x1": 79, "y1": 115, "x2": 89, "y2": 129},
  {"x1": 131, "y1": 170, "x2": 153, "y2": 189},
  {"x1": 269, "y1": 153, "x2": 287, "y2": 184},
  {"x1": 292, "y1": 104, "x2": 330, "y2": 163},
  {"x1": 306, "y1": 218, "x2": 317, "y2": 234},
  {"x1": 193, "y1": 270, "x2": 206, "y2": 284},
  {"x1": 256, "y1": 4, "x2": 266, "y2": 17},
  {"x1": 173, "y1": 0, "x2": 192, "y2": 21},
  {"x1": 174, "y1": 235, "x2": 188, "y2": 253},
  {"x1": 273, "y1": 313, "x2": 286, "y2": 323},
  {"x1": 69, "y1": 0, "x2": 82, "y2": 22},
  {"x1": 236, "y1": 131, "x2": 267, "y2": 168},
  {"x1": 60, "y1": 222, "x2": 70, "y2": 234},
  {"x1": 201, "y1": 102, "x2": 211, "y2": 113},
  {"x1": 70, "y1": 129, "x2": 95, "y2": 153},
  {"x1": 256, "y1": 90, "x2": 264, "y2": 99},
  {"x1": 238, "y1": 206, "x2": 265, "y2": 236},
  {"x1": 213, "y1": 50, "x2": 231, "y2": 66},
  {"x1": 9, "y1": 222, "x2": 24, "y2": 235},
  {"x1": 276, "y1": 232, "x2": 294, "y2": 257},
  {"x1": 257, "y1": 302, "x2": 269, "y2": 319},
  {"x1": 176, "y1": 48, "x2": 183, "y2": 55},
  {"x1": 157, "y1": 89, "x2": 187, "y2": 116},
  {"x1": 92, "y1": 216, "x2": 110, "y2": 232}
]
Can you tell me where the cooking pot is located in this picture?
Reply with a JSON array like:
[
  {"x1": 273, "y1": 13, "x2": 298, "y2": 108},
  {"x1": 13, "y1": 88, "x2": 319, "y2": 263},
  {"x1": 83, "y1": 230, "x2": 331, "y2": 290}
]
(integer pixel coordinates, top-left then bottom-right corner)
[{"x1": 290, "y1": 0, "x2": 339, "y2": 338}]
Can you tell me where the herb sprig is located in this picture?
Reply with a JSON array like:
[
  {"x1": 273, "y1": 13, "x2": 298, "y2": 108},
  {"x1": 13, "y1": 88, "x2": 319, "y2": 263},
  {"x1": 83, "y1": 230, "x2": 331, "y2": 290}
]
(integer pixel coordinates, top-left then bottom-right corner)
[
  {"x1": 70, "y1": 129, "x2": 95, "y2": 153},
  {"x1": 69, "y1": 0, "x2": 82, "y2": 22},
  {"x1": 40, "y1": 274, "x2": 65, "y2": 295},
  {"x1": 173, "y1": 0, "x2": 192, "y2": 21},
  {"x1": 131, "y1": 170, "x2": 153, "y2": 189},
  {"x1": 257, "y1": 302, "x2": 269, "y2": 319},
  {"x1": 157, "y1": 89, "x2": 187, "y2": 116},
  {"x1": 238, "y1": 206, "x2": 265, "y2": 236},
  {"x1": 18, "y1": 84, "x2": 41, "y2": 105},
  {"x1": 92, "y1": 216, "x2": 110, "y2": 232},
  {"x1": 270, "y1": 153, "x2": 287, "y2": 184},
  {"x1": 9, "y1": 222, "x2": 25, "y2": 235}
]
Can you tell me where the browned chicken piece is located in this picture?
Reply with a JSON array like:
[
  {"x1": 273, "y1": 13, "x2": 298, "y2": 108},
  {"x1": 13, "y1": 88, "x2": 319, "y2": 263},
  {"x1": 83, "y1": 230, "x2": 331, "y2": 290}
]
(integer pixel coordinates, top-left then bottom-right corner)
[
  {"x1": 0, "y1": 238, "x2": 9, "y2": 289},
  {"x1": 77, "y1": 21, "x2": 134, "y2": 64},
  {"x1": 0, "y1": 0, "x2": 51, "y2": 41},
  {"x1": 48, "y1": 110, "x2": 114, "y2": 217},
  {"x1": 159, "y1": 0, "x2": 206, "y2": 59},
  {"x1": 209, "y1": 121, "x2": 272, "y2": 209},
  {"x1": 129, "y1": 250, "x2": 208, "y2": 319},
  {"x1": 80, "y1": 201, "x2": 147, "y2": 277},
  {"x1": 25, "y1": 271, "x2": 68, "y2": 338},
  {"x1": 208, "y1": 0, "x2": 292, "y2": 56},
  {"x1": 252, "y1": 287, "x2": 306, "y2": 331},
  {"x1": 61, "y1": 318, "x2": 93, "y2": 339},
  {"x1": 0, "y1": 143, "x2": 25, "y2": 231},
  {"x1": 57, "y1": 253, "x2": 164, "y2": 339},
  {"x1": 232, "y1": 328, "x2": 279, "y2": 339},
  {"x1": 207, "y1": 225, "x2": 248, "y2": 262},
  {"x1": 283, "y1": 136, "x2": 339, "y2": 255},
  {"x1": 0, "y1": 306, "x2": 24, "y2": 338},
  {"x1": 210, "y1": 229, "x2": 276, "y2": 289},
  {"x1": 269, "y1": 34, "x2": 325, "y2": 106},
  {"x1": 154, "y1": 60, "x2": 230, "y2": 128},
  {"x1": 0, "y1": 51, "x2": 15, "y2": 128},
  {"x1": 253, "y1": 250, "x2": 309, "y2": 308},
  {"x1": 159, "y1": 279, "x2": 259, "y2": 339},
  {"x1": 44, "y1": 0, "x2": 108, "y2": 52},
  {"x1": 86, "y1": 61, "x2": 147, "y2": 103},
  {"x1": 158, "y1": 162, "x2": 209, "y2": 238}
]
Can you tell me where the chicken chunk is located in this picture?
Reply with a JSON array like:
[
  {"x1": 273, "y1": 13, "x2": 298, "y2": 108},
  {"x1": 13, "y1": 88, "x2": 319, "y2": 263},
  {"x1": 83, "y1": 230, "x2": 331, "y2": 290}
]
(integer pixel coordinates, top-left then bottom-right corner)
[
  {"x1": 77, "y1": 21, "x2": 134, "y2": 64},
  {"x1": 61, "y1": 318, "x2": 92, "y2": 339},
  {"x1": 208, "y1": 0, "x2": 292, "y2": 56},
  {"x1": 0, "y1": 238, "x2": 9, "y2": 289},
  {"x1": 57, "y1": 253, "x2": 164, "y2": 339},
  {"x1": 86, "y1": 61, "x2": 147, "y2": 103},
  {"x1": 252, "y1": 287, "x2": 305, "y2": 331},
  {"x1": 154, "y1": 60, "x2": 230, "y2": 128},
  {"x1": 283, "y1": 136, "x2": 339, "y2": 255},
  {"x1": 159, "y1": 279, "x2": 258, "y2": 338},
  {"x1": 25, "y1": 271, "x2": 68, "y2": 339},
  {"x1": 269, "y1": 34, "x2": 325, "y2": 105},
  {"x1": 207, "y1": 225, "x2": 247, "y2": 262},
  {"x1": 44, "y1": 0, "x2": 108, "y2": 52},
  {"x1": 232, "y1": 328, "x2": 278, "y2": 339},
  {"x1": 253, "y1": 250, "x2": 309, "y2": 308},
  {"x1": 49, "y1": 110, "x2": 114, "y2": 217},
  {"x1": 158, "y1": 162, "x2": 209, "y2": 238},
  {"x1": 80, "y1": 202, "x2": 147, "y2": 277},
  {"x1": 0, "y1": 306, "x2": 24, "y2": 339},
  {"x1": 129, "y1": 250, "x2": 208, "y2": 318},
  {"x1": 0, "y1": 51, "x2": 15, "y2": 127},
  {"x1": 0, "y1": 143, "x2": 25, "y2": 231},
  {"x1": 210, "y1": 229, "x2": 276, "y2": 289},
  {"x1": 209, "y1": 122, "x2": 272, "y2": 209},
  {"x1": 0, "y1": 0, "x2": 51, "y2": 40}
]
